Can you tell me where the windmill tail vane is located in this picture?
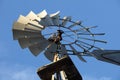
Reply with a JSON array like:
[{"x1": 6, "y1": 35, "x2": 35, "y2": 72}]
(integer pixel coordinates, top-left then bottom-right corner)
[{"x1": 12, "y1": 9, "x2": 120, "y2": 80}]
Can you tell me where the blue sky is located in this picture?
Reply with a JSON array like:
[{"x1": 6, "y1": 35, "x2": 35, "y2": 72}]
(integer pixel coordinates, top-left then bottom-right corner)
[{"x1": 0, "y1": 0, "x2": 120, "y2": 80}]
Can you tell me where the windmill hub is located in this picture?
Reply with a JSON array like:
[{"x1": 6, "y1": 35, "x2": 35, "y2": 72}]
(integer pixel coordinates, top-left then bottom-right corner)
[
  {"x1": 48, "y1": 30, "x2": 64, "y2": 44},
  {"x1": 41, "y1": 26, "x2": 77, "y2": 45}
]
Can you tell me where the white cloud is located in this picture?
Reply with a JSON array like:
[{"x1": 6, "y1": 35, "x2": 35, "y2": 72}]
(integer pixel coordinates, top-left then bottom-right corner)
[
  {"x1": 0, "y1": 63, "x2": 39, "y2": 80},
  {"x1": 12, "y1": 69, "x2": 38, "y2": 80},
  {"x1": 0, "y1": 62, "x2": 115, "y2": 80},
  {"x1": 99, "y1": 77, "x2": 111, "y2": 80},
  {"x1": 83, "y1": 75, "x2": 112, "y2": 80}
]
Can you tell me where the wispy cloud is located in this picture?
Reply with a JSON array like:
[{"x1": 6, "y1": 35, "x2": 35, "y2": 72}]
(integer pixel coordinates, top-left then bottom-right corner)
[
  {"x1": 0, "y1": 62, "x2": 39, "y2": 80},
  {"x1": 0, "y1": 62, "x2": 116, "y2": 80},
  {"x1": 83, "y1": 75, "x2": 112, "y2": 80},
  {"x1": 12, "y1": 69, "x2": 38, "y2": 80}
]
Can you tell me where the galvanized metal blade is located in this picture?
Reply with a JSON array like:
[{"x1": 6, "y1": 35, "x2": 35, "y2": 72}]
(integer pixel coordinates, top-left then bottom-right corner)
[
  {"x1": 13, "y1": 30, "x2": 41, "y2": 40},
  {"x1": 44, "y1": 42, "x2": 67, "y2": 61},
  {"x1": 61, "y1": 16, "x2": 71, "y2": 26},
  {"x1": 18, "y1": 37, "x2": 46, "y2": 49},
  {"x1": 37, "y1": 10, "x2": 53, "y2": 26},
  {"x1": 26, "y1": 11, "x2": 40, "y2": 21},
  {"x1": 28, "y1": 40, "x2": 50, "y2": 56},
  {"x1": 50, "y1": 11, "x2": 60, "y2": 26},
  {"x1": 13, "y1": 22, "x2": 42, "y2": 31},
  {"x1": 17, "y1": 15, "x2": 43, "y2": 28}
]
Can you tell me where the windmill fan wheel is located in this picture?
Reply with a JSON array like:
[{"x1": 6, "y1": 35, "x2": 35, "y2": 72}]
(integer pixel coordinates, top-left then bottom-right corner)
[{"x1": 12, "y1": 10, "x2": 106, "y2": 61}]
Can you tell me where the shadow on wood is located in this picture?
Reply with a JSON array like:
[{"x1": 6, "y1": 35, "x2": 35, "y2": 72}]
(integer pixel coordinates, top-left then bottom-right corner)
[{"x1": 37, "y1": 56, "x2": 82, "y2": 80}]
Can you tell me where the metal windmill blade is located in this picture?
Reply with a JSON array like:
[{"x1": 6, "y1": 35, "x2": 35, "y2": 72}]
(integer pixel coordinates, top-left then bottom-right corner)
[
  {"x1": 12, "y1": 10, "x2": 61, "y2": 57},
  {"x1": 12, "y1": 10, "x2": 108, "y2": 61},
  {"x1": 50, "y1": 11, "x2": 60, "y2": 26},
  {"x1": 60, "y1": 16, "x2": 71, "y2": 26},
  {"x1": 44, "y1": 43, "x2": 67, "y2": 61},
  {"x1": 37, "y1": 10, "x2": 53, "y2": 26},
  {"x1": 12, "y1": 10, "x2": 71, "y2": 59}
]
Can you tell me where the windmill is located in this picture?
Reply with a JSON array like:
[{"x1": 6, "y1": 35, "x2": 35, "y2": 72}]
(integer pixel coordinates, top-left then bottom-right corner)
[{"x1": 12, "y1": 10, "x2": 120, "y2": 80}]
